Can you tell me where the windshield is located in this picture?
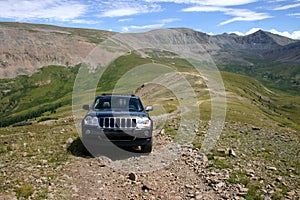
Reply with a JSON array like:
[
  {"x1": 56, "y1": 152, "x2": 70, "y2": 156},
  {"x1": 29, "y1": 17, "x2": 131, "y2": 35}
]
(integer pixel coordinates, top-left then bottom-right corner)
[{"x1": 93, "y1": 96, "x2": 144, "y2": 112}]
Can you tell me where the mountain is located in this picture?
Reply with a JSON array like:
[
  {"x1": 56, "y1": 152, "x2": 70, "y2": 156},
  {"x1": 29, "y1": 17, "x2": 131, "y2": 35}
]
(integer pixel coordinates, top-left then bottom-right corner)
[
  {"x1": 200, "y1": 29, "x2": 298, "y2": 64},
  {"x1": 262, "y1": 40, "x2": 300, "y2": 63},
  {"x1": 0, "y1": 22, "x2": 299, "y2": 93},
  {"x1": 0, "y1": 22, "x2": 114, "y2": 78},
  {"x1": 0, "y1": 23, "x2": 299, "y2": 79}
]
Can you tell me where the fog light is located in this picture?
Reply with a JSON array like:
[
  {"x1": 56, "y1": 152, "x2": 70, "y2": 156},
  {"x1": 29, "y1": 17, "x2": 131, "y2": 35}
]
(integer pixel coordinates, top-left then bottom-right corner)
[
  {"x1": 144, "y1": 130, "x2": 150, "y2": 137},
  {"x1": 85, "y1": 129, "x2": 91, "y2": 134}
]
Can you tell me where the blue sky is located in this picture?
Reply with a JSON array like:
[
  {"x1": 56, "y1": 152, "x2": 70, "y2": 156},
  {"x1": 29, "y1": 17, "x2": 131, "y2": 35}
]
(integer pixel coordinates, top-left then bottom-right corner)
[{"x1": 0, "y1": 0, "x2": 300, "y2": 39}]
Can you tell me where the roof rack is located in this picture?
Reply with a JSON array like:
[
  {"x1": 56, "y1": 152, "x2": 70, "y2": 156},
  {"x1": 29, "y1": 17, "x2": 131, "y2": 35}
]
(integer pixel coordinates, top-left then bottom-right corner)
[{"x1": 99, "y1": 93, "x2": 136, "y2": 97}]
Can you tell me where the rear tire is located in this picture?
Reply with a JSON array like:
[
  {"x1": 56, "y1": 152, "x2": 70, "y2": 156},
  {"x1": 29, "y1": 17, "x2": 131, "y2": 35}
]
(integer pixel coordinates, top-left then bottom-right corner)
[{"x1": 141, "y1": 138, "x2": 152, "y2": 153}]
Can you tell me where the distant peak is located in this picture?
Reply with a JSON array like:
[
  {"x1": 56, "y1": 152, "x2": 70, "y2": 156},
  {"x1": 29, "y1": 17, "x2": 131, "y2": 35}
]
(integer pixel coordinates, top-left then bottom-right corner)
[
  {"x1": 249, "y1": 29, "x2": 267, "y2": 35},
  {"x1": 255, "y1": 29, "x2": 264, "y2": 33},
  {"x1": 247, "y1": 29, "x2": 296, "y2": 46}
]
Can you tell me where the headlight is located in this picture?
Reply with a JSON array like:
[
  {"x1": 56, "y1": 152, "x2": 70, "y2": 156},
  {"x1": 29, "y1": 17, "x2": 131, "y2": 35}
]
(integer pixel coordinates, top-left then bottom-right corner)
[
  {"x1": 84, "y1": 116, "x2": 98, "y2": 126},
  {"x1": 136, "y1": 117, "x2": 151, "y2": 128}
]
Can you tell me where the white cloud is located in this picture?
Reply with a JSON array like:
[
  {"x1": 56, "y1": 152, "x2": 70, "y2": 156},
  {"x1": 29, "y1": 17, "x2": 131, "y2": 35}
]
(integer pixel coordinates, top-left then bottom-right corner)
[
  {"x1": 70, "y1": 19, "x2": 100, "y2": 25},
  {"x1": 273, "y1": 2, "x2": 300, "y2": 10},
  {"x1": 228, "y1": 28, "x2": 261, "y2": 36},
  {"x1": 220, "y1": 9, "x2": 272, "y2": 25},
  {"x1": 230, "y1": 28, "x2": 300, "y2": 40},
  {"x1": 101, "y1": 8, "x2": 142, "y2": 17},
  {"x1": 196, "y1": 0, "x2": 258, "y2": 6},
  {"x1": 121, "y1": 26, "x2": 129, "y2": 32},
  {"x1": 267, "y1": 0, "x2": 286, "y2": 2},
  {"x1": 0, "y1": 0, "x2": 87, "y2": 21},
  {"x1": 146, "y1": 0, "x2": 258, "y2": 6},
  {"x1": 288, "y1": 13, "x2": 300, "y2": 18},
  {"x1": 182, "y1": 6, "x2": 272, "y2": 25},
  {"x1": 118, "y1": 18, "x2": 134, "y2": 22},
  {"x1": 121, "y1": 23, "x2": 164, "y2": 32},
  {"x1": 130, "y1": 24, "x2": 165, "y2": 29},
  {"x1": 269, "y1": 29, "x2": 300, "y2": 40},
  {"x1": 158, "y1": 18, "x2": 181, "y2": 23},
  {"x1": 228, "y1": 31, "x2": 244, "y2": 36},
  {"x1": 121, "y1": 17, "x2": 180, "y2": 33},
  {"x1": 182, "y1": 6, "x2": 224, "y2": 12},
  {"x1": 98, "y1": 2, "x2": 161, "y2": 17}
]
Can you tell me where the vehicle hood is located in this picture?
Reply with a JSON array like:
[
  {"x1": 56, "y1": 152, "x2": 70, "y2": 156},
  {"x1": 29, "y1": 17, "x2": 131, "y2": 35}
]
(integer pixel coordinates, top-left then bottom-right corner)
[{"x1": 87, "y1": 111, "x2": 150, "y2": 118}]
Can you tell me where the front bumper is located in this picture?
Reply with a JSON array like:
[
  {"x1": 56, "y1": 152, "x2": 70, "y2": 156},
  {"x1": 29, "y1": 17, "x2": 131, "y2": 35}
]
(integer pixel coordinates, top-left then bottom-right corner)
[{"x1": 82, "y1": 125, "x2": 152, "y2": 147}]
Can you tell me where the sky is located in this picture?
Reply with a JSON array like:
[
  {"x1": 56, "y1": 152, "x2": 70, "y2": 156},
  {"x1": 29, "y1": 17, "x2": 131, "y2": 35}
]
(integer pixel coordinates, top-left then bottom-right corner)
[{"x1": 0, "y1": 0, "x2": 300, "y2": 39}]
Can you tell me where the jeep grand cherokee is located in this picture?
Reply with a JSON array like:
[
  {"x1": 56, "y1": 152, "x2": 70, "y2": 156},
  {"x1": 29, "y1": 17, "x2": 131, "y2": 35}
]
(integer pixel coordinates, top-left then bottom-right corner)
[{"x1": 81, "y1": 94, "x2": 153, "y2": 153}]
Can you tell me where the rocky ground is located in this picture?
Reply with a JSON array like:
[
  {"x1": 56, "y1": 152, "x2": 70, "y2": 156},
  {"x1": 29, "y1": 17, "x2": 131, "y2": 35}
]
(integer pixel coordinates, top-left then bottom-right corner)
[
  {"x1": 0, "y1": 115, "x2": 299, "y2": 199},
  {"x1": 0, "y1": 120, "x2": 242, "y2": 199},
  {"x1": 46, "y1": 128, "x2": 248, "y2": 200}
]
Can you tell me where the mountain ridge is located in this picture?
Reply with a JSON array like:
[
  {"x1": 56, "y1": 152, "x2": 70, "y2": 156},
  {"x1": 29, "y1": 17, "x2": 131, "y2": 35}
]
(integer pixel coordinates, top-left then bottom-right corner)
[{"x1": 0, "y1": 22, "x2": 299, "y2": 78}]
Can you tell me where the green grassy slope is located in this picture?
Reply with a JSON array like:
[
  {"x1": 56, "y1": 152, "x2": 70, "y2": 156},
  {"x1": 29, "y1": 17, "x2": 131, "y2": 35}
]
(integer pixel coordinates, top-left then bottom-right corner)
[
  {"x1": 218, "y1": 59, "x2": 300, "y2": 95},
  {"x1": 221, "y1": 71, "x2": 300, "y2": 129},
  {"x1": 0, "y1": 50, "x2": 299, "y2": 199},
  {"x1": 0, "y1": 51, "x2": 299, "y2": 129},
  {"x1": 0, "y1": 65, "x2": 79, "y2": 127}
]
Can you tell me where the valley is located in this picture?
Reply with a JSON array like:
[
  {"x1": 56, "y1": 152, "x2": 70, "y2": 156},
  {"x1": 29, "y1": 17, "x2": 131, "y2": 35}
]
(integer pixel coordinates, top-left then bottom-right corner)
[{"x1": 0, "y1": 22, "x2": 299, "y2": 199}]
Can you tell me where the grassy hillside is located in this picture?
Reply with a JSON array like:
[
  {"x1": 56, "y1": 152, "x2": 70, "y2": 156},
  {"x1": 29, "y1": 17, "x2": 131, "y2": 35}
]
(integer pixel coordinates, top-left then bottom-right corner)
[
  {"x1": 222, "y1": 71, "x2": 300, "y2": 128},
  {"x1": 0, "y1": 65, "x2": 79, "y2": 127},
  {"x1": 0, "y1": 50, "x2": 299, "y2": 199},
  {"x1": 0, "y1": 51, "x2": 299, "y2": 128},
  {"x1": 218, "y1": 59, "x2": 300, "y2": 95}
]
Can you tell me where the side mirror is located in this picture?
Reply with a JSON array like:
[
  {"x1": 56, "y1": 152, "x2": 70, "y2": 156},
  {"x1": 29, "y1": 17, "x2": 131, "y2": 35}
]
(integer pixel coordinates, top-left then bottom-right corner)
[
  {"x1": 145, "y1": 105, "x2": 153, "y2": 112},
  {"x1": 82, "y1": 105, "x2": 90, "y2": 110}
]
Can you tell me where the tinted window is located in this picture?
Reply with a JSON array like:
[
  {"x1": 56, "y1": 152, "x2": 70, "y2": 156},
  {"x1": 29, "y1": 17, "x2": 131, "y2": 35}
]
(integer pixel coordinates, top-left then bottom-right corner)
[{"x1": 93, "y1": 97, "x2": 143, "y2": 111}]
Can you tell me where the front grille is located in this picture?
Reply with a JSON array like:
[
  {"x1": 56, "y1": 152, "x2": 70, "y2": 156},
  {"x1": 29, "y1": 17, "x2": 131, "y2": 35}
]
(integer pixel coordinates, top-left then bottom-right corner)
[{"x1": 99, "y1": 117, "x2": 137, "y2": 129}]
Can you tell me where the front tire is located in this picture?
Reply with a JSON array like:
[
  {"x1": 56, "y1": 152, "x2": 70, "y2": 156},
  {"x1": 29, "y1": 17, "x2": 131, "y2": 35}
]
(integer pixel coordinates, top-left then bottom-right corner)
[{"x1": 141, "y1": 138, "x2": 152, "y2": 153}]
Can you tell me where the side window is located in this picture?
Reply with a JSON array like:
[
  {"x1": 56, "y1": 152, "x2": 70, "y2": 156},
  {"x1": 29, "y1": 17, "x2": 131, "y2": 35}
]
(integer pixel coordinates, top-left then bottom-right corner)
[
  {"x1": 94, "y1": 98, "x2": 111, "y2": 110},
  {"x1": 94, "y1": 98, "x2": 100, "y2": 110},
  {"x1": 129, "y1": 98, "x2": 143, "y2": 111}
]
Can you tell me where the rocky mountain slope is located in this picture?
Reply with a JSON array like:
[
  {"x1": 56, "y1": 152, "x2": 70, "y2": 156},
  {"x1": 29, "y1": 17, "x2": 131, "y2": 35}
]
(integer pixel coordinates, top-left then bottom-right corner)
[
  {"x1": 166, "y1": 28, "x2": 299, "y2": 65},
  {"x1": 0, "y1": 22, "x2": 299, "y2": 78},
  {"x1": 0, "y1": 22, "x2": 113, "y2": 78}
]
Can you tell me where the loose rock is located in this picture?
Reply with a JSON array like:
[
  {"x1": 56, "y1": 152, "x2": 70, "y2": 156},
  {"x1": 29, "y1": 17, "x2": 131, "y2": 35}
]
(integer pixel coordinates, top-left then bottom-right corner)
[{"x1": 128, "y1": 172, "x2": 138, "y2": 181}]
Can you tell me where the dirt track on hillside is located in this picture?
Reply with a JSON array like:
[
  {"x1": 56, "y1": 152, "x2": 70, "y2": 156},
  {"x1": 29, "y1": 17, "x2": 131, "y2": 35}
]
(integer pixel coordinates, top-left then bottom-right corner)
[{"x1": 51, "y1": 112, "x2": 245, "y2": 200}]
